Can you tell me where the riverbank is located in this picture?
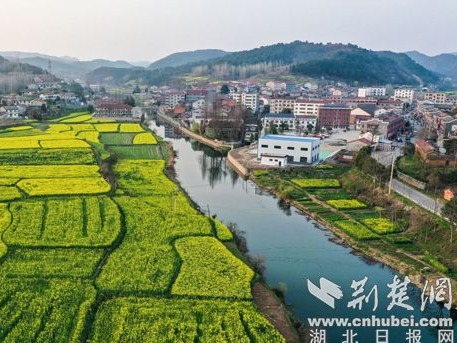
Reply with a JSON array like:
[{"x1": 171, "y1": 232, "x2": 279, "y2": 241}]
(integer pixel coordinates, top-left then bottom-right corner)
[
  {"x1": 160, "y1": 131, "x2": 301, "y2": 342},
  {"x1": 249, "y1": 169, "x2": 457, "y2": 310},
  {"x1": 156, "y1": 111, "x2": 232, "y2": 152}
]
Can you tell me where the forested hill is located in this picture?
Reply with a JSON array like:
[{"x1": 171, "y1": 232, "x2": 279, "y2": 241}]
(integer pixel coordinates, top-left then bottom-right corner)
[{"x1": 86, "y1": 41, "x2": 439, "y2": 86}]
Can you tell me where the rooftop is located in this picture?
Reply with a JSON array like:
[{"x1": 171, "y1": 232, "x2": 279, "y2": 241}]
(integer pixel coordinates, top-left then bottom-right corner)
[
  {"x1": 261, "y1": 134, "x2": 320, "y2": 143},
  {"x1": 264, "y1": 113, "x2": 295, "y2": 119}
]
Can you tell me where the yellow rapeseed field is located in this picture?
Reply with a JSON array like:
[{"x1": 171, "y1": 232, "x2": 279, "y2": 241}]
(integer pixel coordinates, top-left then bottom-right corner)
[
  {"x1": 119, "y1": 123, "x2": 144, "y2": 133},
  {"x1": 40, "y1": 139, "x2": 90, "y2": 149},
  {"x1": 17, "y1": 177, "x2": 111, "y2": 196},
  {"x1": 132, "y1": 132, "x2": 157, "y2": 145}
]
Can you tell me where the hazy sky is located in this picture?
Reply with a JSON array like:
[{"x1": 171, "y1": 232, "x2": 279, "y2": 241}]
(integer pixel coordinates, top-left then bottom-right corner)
[{"x1": 1, "y1": 0, "x2": 456, "y2": 62}]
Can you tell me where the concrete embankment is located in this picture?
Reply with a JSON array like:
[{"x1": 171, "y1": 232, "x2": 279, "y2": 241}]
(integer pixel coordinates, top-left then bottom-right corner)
[
  {"x1": 227, "y1": 149, "x2": 250, "y2": 177},
  {"x1": 157, "y1": 112, "x2": 232, "y2": 151}
]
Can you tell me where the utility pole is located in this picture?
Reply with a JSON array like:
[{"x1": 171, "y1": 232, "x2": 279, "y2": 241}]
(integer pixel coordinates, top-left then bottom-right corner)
[{"x1": 388, "y1": 151, "x2": 395, "y2": 195}]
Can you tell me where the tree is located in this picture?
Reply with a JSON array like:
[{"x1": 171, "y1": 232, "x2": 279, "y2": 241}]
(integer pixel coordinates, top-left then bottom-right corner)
[
  {"x1": 220, "y1": 84, "x2": 230, "y2": 94},
  {"x1": 307, "y1": 123, "x2": 314, "y2": 132},
  {"x1": 124, "y1": 96, "x2": 135, "y2": 106},
  {"x1": 442, "y1": 197, "x2": 457, "y2": 244},
  {"x1": 279, "y1": 122, "x2": 289, "y2": 132},
  {"x1": 280, "y1": 108, "x2": 293, "y2": 114},
  {"x1": 268, "y1": 121, "x2": 278, "y2": 135},
  {"x1": 133, "y1": 85, "x2": 141, "y2": 94}
]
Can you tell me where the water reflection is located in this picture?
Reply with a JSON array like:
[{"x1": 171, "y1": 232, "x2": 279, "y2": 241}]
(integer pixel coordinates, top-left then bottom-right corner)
[{"x1": 149, "y1": 117, "x2": 455, "y2": 342}]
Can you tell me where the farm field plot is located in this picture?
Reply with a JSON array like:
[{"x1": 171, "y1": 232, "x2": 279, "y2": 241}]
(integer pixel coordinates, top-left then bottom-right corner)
[
  {"x1": 108, "y1": 144, "x2": 167, "y2": 160},
  {"x1": 114, "y1": 160, "x2": 177, "y2": 195},
  {"x1": 17, "y1": 177, "x2": 111, "y2": 196},
  {"x1": 172, "y1": 236, "x2": 254, "y2": 299},
  {"x1": 40, "y1": 139, "x2": 90, "y2": 149},
  {"x1": 119, "y1": 123, "x2": 144, "y2": 133},
  {"x1": 0, "y1": 203, "x2": 11, "y2": 257},
  {"x1": 100, "y1": 132, "x2": 136, "y2": 145},
  {"x1": 93, "y1": 123, "x2": 119, "y2": 132},
  {"x1": 133, "y1": 132, "x2": 157, "y2": 145},
  {"x1": 0, "y1": 120, "x2": 287, "y2": 342},
  {"x1": 327, "y1": 199, "x2": 367, "y2": 210},
  {"x1": 0, "y1": 148, "x2": 96, "y2": 165},
  {"x1": 96, "y1": 196, "x2": 213, "y2": 293},
  {"x1": 0, "y1": 178, "x2": 18, "y2": 185},
  {"x1": 0, "y1": 140, "x2": 40, "y2": 150},
  {"x1": 70, "y1": 123, "x2": 95, "y2": 132},
  {"x1": 0, "y1": 186, "x2": 22, "y2": 201},
  {"x1": 292, "y1": 178, "x2": 340, "y2": 188},
  {"x1": 0, "y1": 278, "x2": 96, "y2": 343},
  {"x1": 90, "y1": 298, "x2": 285, "y2": 343},
  {"x1": 76, "y1": 131, "x2": 100, "y2": 142},
  {"x1": 4, "y1": 197, "x2": 121, "y2": 247},
  {"x1": 0, "y1": 128, "x2": 43, "y2": 137},
  {"x1": 60, "y1": 113, "x2": 93, "y2": 123},
  {"x1": 0, "y1": 248, "x2": 104, "y2": 278},
  {"x1": 47, "y1": 123, "x2": 72, "y2": 132},
  {"x1": 0, "y1": 165, "x2": 101, "y2": 178}
]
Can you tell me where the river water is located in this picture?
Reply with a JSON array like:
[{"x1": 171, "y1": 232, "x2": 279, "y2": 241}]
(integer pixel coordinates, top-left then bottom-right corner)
[{"x1": 150, "y1": 119, "x2": 455, "y2": 342}]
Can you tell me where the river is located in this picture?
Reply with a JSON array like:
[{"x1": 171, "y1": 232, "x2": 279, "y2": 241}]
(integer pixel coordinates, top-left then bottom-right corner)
[{"x1": 150, "y1": 119, "x2": 455, "y2": 343}]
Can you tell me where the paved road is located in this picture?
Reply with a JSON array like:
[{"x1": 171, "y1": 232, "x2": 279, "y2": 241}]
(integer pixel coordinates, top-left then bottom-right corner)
[{"x1": 390, "y1": 179, "x2": 443, "y2": 215}]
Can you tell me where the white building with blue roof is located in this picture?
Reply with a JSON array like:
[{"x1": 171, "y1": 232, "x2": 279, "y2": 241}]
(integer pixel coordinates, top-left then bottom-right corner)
[{"x1": 257, "y1": 134, "x2": 321, "y2": 166}]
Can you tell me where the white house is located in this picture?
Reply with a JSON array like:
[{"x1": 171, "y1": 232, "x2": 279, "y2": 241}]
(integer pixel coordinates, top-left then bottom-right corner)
[
  {"x1": 241, "y1": 92, "x2": 259, "y2": 112},
  {"x1": 394, "y1": 89, "x2": 415, "y2": 101},
  {"x1": 257, "y1": 135, "x2": 321, "y2": 165},
  {"x1": 358, "y1": 87, "x2": 386, "y2": 98},
  {"x1": 263, "y1": 113, "x2": 296, "y2": 130}
]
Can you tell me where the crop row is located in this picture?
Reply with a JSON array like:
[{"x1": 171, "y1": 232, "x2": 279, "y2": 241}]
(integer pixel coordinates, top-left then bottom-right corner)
[
  {"x1": 292, "y1": 178, "x2": 340, "y2": 188},
  {"x1": 0, "y1": 164, "x2": 101, "y2": 179},
  {"x1": 96, "y1": 196, "x2": 213, "y2": 294},
  {"x1": 172, "y1": 236, "x2": 254, "y2": 299},
  {"x1": 0, "y1": 248, "x2": 104, "y2": 278},
  {"x1": 89, "y1": 297, "x2": 285, "y2": 343},
  {"x1": 0, "y1": 278, "x2": 96, "y2": 343},
  {"x1": 0, "y1": 149, "x2": 96, "y2": 165},
  {"x1": 4, "y1": 197, "x2": 121, "y2": 247}
]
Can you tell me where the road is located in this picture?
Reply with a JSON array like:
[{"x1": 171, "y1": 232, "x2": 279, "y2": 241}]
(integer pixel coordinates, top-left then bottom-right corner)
[{"x1": 390, "y1": 179, "x2": 444, "y2": 215}]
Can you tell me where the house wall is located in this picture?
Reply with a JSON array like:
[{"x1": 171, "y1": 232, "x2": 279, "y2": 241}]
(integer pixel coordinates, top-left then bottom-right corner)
[{"x1": 257, "y1": 136, "x2": 320, "y2": 163}]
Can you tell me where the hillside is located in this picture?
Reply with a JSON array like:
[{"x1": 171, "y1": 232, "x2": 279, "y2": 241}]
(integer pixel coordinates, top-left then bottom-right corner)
[
  {"x1": 0, "y1": 56, "x2": 52, "y2": 93},
  {"x1": 0, "y1": 51, "x2": 137, "y2": 81},
  {"x1": 290, "y1": 49, "x2": 438, "y2": 85},
  {"x1": 148, "y1": 49, "x2": 230, "y2": 69},
  {"x1": 406, "y1": 50, "x2": 457, "y2": 81},
  {"x1": 86, "y1": 41, "x2": 439, "y2": 86}
]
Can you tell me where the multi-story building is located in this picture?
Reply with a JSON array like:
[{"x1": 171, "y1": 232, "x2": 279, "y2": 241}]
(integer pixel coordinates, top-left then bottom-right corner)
[
  {"x1": 241, "y1": 92, "x2": 259, "y2": 112},
  {"x1": 165, "y1": 92, "x2": 185, "y2": 109},
  {"x1": 257, "y1": 135, "x2": 321, "y2": 165},
  {"x1": 263, "y1": 113, "x2": 296, "y2": 130},
  {"x1": 94, "y1": 102, "x2": 133, "y2": 117},
  {"x1": 394, "y1": 89, "x2": 415, "y2": 101},
  {"x1": 295, "y1": 115, "x2": 318, "y2": 132},
  {"x1": 424, "y1": 92, "x2": 447, "y2": 104},
  {"x1": 185, "y1": 89, "x2": 207, "y2": 103},
  {"x1": 358, "y1": 87, "x2": 386, "y2": 98},
  {"x1": 359, "y1": 114, "x2": 405, "y2": 140},
  {"x1": 294, "y1": 99, "x2": 325, "y2": 116},
  {"x1": 317, "y1": 104, "x2": 352, "y2": 129},
  {"x1": 269, "y1": 98, "x2": 296, "y2": 113}
]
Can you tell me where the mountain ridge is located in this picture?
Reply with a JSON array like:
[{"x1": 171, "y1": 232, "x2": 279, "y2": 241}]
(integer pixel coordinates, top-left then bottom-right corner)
[{"x1": 86, "y1": 41, "x2": 439, "y2": 86}]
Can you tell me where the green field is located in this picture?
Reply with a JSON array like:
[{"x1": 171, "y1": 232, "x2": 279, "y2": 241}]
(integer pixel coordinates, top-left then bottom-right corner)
[
  {"x1": 99, "y1": 132, "x2": 136, "y2": 145},
  {"x1": 107, "y1": 143, "x2": 168, "y2": 160},
  {"x1": 0, "y1": 118, "x2": 285, "y2": 341}
]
